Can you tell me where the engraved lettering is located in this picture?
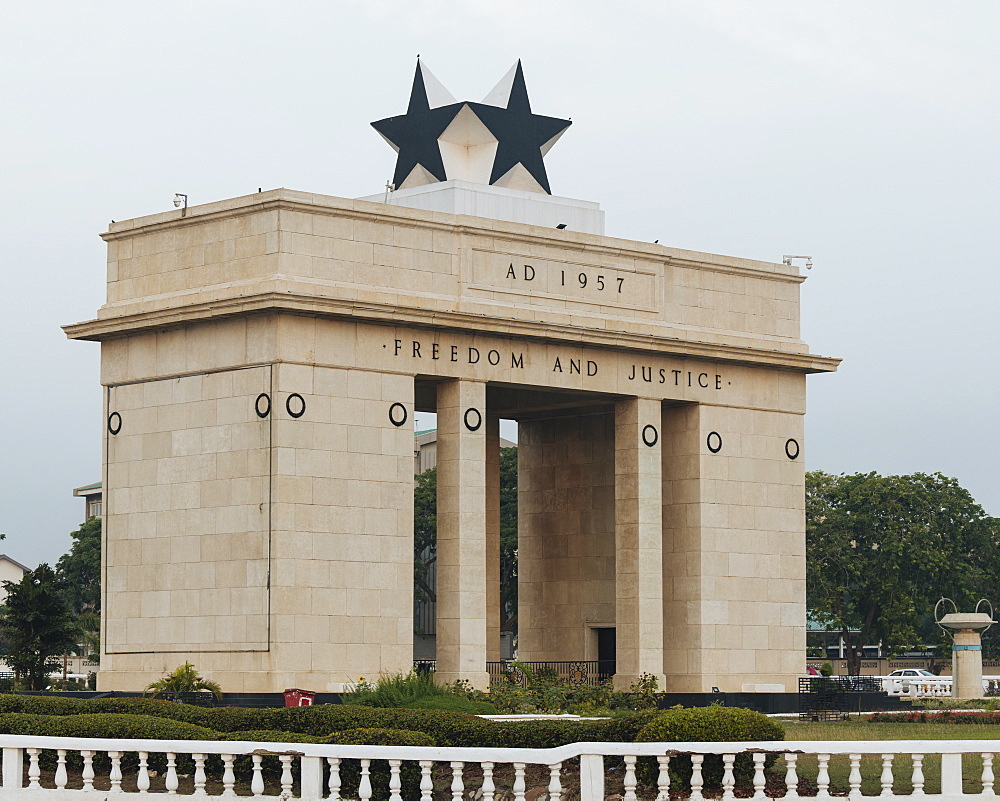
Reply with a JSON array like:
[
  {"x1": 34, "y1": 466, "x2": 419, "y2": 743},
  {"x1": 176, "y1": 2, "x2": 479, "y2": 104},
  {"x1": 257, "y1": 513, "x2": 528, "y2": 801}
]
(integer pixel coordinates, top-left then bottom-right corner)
[
  {"x1": 412, "y1": 341, "x2": 421, "y2": 358},
  {"x1": 524, "y1": 264, "x2": 535, "y2": 280},
  {"x1": 394, "y1": 339, "x2": 403, "y2": 356},
  {"x1": 432, "y1": 343, "x2": 440, "y2": 360},
  {"x1": 715, "y1": 374, "x2": 723, "y2": 390},
  {"x1": 698, "y1": 373, "x2": 709, "y2": 388},
  {"x1": 587, "y1": 360, "x2": 598, "y2": 376},
  {"x1": 488, "y1": 349, "x2": 500, "y2": 365},
  {"x1": 553, "y1": 357, "x2": 563, "y2": 373},
  {"x1": 659, "y1": 368, "x2": 666, "y2": 383},
  {"x1": 570, "y1": 359, "x2": 581, "y2": 374},
  {"x1": 512, "y1": 353, "x2": 524, "y2": 369},
  {"x1": 673, "y1": 370, "x2": 682, "y2": 385},
  {"x1": 468, "y1": 347, "x2": 480, "y2": 364},
  {"x1": 641, "y1": 366, "x2": 652, "y2": 382},
  {"x1": 506, "y1": 263, "x2": 516, "y2": 279},
  {"x1": 450, "y1": 345, "x2": 459, "y2": 362},
  {"x1": 628, "y1": 364, "x2": 636, "y2": 380}
]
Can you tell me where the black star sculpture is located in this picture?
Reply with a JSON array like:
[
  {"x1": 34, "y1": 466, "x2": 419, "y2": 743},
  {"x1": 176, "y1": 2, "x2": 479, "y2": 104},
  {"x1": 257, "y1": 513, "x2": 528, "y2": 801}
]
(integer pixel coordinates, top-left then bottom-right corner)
[{"x1": 372, "y1": 60, "x2": 571, "y2": 195}]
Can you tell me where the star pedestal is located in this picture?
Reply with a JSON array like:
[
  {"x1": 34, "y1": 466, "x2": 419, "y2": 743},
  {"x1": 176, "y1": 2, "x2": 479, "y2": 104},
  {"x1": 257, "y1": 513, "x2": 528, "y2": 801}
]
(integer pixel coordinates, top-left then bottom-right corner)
[{"x1": 360, "y1": 180, "x2": 605, "y2": 234}]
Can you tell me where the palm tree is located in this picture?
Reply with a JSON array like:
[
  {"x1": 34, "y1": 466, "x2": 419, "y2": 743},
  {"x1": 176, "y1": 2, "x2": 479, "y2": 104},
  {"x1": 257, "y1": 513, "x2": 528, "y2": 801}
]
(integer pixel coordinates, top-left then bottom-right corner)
[{"x1": 144, "y1": 662, "x2": 222, "y2": 700}]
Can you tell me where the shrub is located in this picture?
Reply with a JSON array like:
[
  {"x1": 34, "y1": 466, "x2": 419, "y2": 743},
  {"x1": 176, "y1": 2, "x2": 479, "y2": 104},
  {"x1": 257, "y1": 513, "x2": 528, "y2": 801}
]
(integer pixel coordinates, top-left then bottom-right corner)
[
  {"x1": 324, "y1": 728, "x2": 434, "y2": 801},
  {"x1": 86, "y1": 697, "x2": 212, "y2": 725},
  {"x1": 203, "y1": 706, "x2": 281, "y2": 732},
  {"x1": 0, "y1": 711, "x2": 216, "y2": 740},
  {"x1": 404, "y1": 695, "x2": 497, "y2": 715},
  {"x1": 0, "y1": 694, "x2": 89, "y2": 716},
  {"x1": 0, "y1": 694, "x2": 212, "y2": 725},
  {"x1": 272, "y1": 705, "x2": 492, "y2": 745},
  {"x1": 342, "y1": 671, "x2": 454, "y2": 708},
  {"x1": 869, "y1": 710, "x2": 1000, "y2": 725},
  {"x1": 636, "y1": 706, "x2": 784, "y2": 789},
  {"x1": 145, "y1": 662, "x2": 222, "y2": 700},
  {"x1": 592, "y1": 709, "x2": 663, "y2": 743}
]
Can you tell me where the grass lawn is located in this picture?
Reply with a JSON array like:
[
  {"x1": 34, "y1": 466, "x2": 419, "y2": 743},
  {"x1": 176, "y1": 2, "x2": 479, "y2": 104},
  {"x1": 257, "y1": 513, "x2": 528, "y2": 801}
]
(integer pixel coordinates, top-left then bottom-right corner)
[{"x1": 777, "y1": 719, "x2": 1000, "y2": 794}]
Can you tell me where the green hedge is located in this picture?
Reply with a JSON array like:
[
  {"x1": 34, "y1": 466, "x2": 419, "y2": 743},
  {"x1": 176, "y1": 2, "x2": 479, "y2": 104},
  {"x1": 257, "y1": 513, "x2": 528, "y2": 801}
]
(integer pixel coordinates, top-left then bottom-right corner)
[
  {"x1": 636, "y1": 706, "x2": 784, "y2": 789},
  {"x1": 403, "y1": 695, "x2": 497, "y2": 715},
  {"x1": 0, "y1": 695, "x2": 211, "y2": 725}
]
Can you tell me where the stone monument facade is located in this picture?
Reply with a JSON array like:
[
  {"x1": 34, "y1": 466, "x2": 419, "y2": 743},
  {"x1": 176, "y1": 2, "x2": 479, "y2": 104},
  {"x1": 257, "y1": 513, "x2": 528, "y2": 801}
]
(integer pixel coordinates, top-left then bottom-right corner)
[{"x1": 65, "y1": 60, "x2": 839, "y2": 693}]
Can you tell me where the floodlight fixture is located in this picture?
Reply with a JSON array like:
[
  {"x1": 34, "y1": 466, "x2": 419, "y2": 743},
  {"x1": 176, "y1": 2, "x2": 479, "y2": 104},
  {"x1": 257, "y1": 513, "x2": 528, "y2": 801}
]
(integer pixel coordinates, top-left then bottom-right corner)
[{"x1": 782, "y1": 254, "x2": 813, "y2": 270}]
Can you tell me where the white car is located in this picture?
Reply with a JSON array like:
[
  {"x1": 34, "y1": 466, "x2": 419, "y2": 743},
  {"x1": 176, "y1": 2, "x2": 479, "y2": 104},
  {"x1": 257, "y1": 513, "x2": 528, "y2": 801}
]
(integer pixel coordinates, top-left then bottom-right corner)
[{"x1": 881, "y1": 668, "x2": 939, "y2": 692}]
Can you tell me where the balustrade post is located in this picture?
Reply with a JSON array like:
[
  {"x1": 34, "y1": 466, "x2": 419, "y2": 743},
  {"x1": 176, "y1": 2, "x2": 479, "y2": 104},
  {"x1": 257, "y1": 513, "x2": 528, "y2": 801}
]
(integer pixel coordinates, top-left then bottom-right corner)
[
  {"x1": 3, "y1": 748, "x2": 23, "y2": 789},
  {"x1": 816, "y1": 753, "x2": 831, "y2": 799},
  {"x1": 910, "y1": 754, "x2": 925, "y2": 796},
  {"x1": 579, "y1": 754, "x2": 605, "y2": 801},
  {"x1": 942, "y1": 753, "x2": 963, "y2": 796},
  {"x1": 656, "y1": 755, "x2": 671, "y2": 801},
  {"x1": 848, "y1": 754, "x2": 862, "y2": 799},
  {"x1": 785, "y1": 753, "x2": 800, "y2": 799},
  {"x1": 880, "y1": 754, "x2": 895, "y2": 796},
  {"x1": 300, "y1": 756, "x2": 324, "y2": 801},
  {"x1": 481, "y1": 761, "x2": 496, "y2": 801}
]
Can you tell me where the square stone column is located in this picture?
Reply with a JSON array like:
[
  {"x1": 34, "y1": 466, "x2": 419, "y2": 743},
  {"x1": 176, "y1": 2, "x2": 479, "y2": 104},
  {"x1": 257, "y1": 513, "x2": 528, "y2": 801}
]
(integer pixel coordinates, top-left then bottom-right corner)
[
  {"x1": 435, "y1": 379, "x2": 489, "y2": 689},
  {"x1": 486, "y1": 413, "x2": 501, "y2": 663},
  {"x1": 614, "y1": 397, "x2": 666, "y2": 690}
]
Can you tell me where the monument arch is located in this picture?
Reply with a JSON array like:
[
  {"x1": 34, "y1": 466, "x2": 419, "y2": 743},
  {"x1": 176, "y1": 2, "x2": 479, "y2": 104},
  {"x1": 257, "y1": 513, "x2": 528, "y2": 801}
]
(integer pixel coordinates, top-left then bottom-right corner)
[{"x1": 65, "y1": 59, "x2": 838, "y2": 693}]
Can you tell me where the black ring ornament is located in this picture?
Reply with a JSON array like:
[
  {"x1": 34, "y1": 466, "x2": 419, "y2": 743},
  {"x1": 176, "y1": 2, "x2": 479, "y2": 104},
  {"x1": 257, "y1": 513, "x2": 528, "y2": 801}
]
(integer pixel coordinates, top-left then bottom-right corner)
[
  {"x1": 785, "y1": 438, "x2": 800, "y2": 460},
  {"x1": 285, "y1": 393, "x2": 306, "y2": 419},
  {"x1": 255, "y1": 393, "x2": 271, "y2": 419},
  {"x1": 388, "y1": 402, "x2": 408, "y2": 427},
  {"x1": 706, "y1": 431, "x2": 723, "y2": 453},
  {"x1": 107, "y1": 412, "x2": 122, "y2": 436},
  {"x1": 642, "y1": 424, "x2": 658, "y2": 447},
  {"x1": 464, "y1": 407, "x2": 482, "y2": 432}
]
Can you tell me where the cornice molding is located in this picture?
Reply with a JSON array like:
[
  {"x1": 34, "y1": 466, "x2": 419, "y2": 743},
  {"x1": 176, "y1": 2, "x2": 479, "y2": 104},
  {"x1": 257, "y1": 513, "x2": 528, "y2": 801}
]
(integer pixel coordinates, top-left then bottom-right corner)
[{"x1": 64, "y1": 291, "x2": 840, "y2": 374}]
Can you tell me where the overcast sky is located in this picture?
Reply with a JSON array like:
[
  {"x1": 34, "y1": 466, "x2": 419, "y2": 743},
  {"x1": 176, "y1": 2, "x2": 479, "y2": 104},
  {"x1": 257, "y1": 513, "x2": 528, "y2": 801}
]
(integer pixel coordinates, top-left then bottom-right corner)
[{"x1": 3, "y1": 1, "x2": 999, "y2": 567}]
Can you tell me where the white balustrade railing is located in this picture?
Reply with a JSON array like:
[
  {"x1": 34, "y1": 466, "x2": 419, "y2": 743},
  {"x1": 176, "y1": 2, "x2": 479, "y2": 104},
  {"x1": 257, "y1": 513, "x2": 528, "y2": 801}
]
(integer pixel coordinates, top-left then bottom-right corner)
[
  {"x1": 1, "y1": 734, "x2": 1000, "y2": 800},
  {"x1": 879, "y1": 675, "x2": 1000, "y2": 697}
]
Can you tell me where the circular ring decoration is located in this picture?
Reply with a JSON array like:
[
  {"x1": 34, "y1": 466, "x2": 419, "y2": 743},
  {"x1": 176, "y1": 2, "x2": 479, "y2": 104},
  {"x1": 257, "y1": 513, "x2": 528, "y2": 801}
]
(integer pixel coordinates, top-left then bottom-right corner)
[
  {"x1": 285, "y1": 393, "x2": 306, "y2": 419},
  {"x1": 642, "y1": 424, "x2": 658, "y2": 448},
  {"x1": 107, "y1": 412, "x2": 122, "y2": 436},
  {"x1": 785, "y1": 437, "x2": 800, "y2": 460},
  {"x1": 706, "y1": 431, "x2": 723, "y2": 454},
  {"x1": 464, "y1": 407, "x2": 482, "y2": 432},
  {"x1": 388, "y1": 402, "x2": 408, "y2": 427},
  {"x1": 255, "y1": 393, "x2": 271, "y2": 419}
]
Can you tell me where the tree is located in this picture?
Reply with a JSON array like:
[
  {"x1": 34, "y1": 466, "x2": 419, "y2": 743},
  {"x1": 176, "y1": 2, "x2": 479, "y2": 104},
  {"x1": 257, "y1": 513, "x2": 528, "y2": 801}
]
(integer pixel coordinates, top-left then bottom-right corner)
[
  {"x1": 413, "y1": 467, "x2": 437, "y2": 608},
  {"x1": 144, "y1": 662, "x2": 222, "y2": 700},
  {"x1": 807, "y1": 471, "x2": 1000, "y2": 676},
  {"x1": 498, "y1": 446, "x2": 518, "y2": 633},
  {"x1": 55, "y1": 517, "x2": 102, "y2": 615},
  {"x1": 0, "y1": 564, "x2": 78, "y2": 689},
  {"x1": 413, "y1": 446, "x2": 519, "y2": 635}
]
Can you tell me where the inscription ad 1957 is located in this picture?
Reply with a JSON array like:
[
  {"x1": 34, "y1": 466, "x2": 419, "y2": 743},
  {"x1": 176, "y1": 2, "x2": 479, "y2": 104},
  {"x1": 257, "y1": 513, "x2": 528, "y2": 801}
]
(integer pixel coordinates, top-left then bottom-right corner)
[{"x1": 468, "y1": 249, "x2": 659, "y2": 313}]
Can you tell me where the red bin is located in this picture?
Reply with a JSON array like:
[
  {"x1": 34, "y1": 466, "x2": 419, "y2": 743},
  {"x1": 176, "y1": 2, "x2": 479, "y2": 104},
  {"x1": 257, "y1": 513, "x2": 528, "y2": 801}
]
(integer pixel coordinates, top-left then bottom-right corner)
[{"x1": 283, "y1": 688, "x2": 316, "y2": 707}]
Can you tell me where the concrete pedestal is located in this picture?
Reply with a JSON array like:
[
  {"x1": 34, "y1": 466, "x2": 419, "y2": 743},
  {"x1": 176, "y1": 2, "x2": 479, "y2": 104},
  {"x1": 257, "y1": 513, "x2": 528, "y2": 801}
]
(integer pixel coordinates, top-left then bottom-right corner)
[{"x1": 952, "y1": 629, "x2": 985, "y2": 700}]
